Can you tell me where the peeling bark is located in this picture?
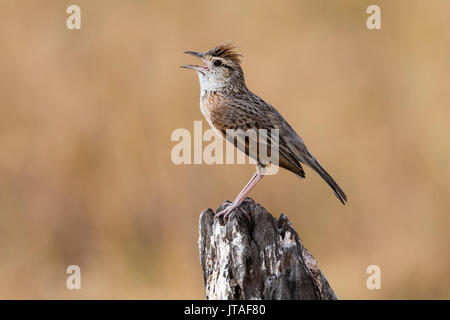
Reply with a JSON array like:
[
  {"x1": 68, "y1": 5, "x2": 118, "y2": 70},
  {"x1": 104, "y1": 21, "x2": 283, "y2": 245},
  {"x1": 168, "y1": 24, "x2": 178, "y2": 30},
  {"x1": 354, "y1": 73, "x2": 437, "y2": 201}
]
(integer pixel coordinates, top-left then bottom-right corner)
[{"x1": 198, "y1": 198, "x2": 337, "y2": 300}]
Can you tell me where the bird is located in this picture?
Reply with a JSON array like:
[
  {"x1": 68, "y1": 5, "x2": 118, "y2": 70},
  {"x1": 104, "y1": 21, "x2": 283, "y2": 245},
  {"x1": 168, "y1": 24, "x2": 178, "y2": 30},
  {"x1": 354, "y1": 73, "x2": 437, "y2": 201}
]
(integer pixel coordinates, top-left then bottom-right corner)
[{"x1": 181, "y1": 42, "x2": 347, "y2": 220}]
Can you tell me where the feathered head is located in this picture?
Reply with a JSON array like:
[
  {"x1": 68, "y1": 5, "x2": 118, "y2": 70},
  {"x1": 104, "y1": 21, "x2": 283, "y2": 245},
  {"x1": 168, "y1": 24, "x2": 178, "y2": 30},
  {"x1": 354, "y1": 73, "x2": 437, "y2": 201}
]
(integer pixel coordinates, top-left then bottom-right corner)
[
  {"x1": 204, "y1": 42, "x2": 242, "y2": 65},
  {"x1": 181, "y1": 42, "x2": 245, "y2": 92}
]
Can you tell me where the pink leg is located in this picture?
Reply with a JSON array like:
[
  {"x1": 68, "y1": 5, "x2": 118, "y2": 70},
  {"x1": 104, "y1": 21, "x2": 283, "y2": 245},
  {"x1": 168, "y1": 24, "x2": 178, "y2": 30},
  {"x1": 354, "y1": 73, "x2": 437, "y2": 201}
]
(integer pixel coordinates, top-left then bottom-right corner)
[
  {"x1": 215, "y1": 166, "x2": 265, "y2": 220},
  {"x1": 232, "y1": 172, "x2": 259, "y2": 203}
]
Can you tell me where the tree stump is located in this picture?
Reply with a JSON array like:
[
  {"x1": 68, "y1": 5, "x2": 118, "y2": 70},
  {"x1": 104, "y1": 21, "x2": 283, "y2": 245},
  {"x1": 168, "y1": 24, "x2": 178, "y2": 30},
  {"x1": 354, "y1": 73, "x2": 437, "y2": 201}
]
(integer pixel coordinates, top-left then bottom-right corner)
[{"x1": 198, "y1": 197, "x2": 337, "y2": 300}]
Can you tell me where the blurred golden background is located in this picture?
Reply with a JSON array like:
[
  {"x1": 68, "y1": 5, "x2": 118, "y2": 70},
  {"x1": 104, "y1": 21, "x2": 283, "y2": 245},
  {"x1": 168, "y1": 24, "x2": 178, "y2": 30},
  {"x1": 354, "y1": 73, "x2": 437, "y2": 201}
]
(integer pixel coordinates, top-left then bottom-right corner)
[{"x1": 0, "y1": 0, "x2": 449, "y2": 299}]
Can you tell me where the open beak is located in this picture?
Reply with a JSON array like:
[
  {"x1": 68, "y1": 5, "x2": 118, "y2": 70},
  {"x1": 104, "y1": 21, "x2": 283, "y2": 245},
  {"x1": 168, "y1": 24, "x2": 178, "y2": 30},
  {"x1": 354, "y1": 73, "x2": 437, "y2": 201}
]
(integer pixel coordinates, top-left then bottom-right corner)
[{"x1": 181, "y1": 51, "x2": 209, "y2": 74}]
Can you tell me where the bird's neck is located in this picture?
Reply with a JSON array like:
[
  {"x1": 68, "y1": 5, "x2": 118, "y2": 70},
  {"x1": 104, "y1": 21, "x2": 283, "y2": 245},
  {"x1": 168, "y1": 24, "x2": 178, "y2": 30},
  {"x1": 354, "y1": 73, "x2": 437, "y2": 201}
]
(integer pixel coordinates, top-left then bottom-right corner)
[
  {"x1": 198, "y1": 73, "x2": 248, "y2": 98},
  {"x1": 199, "y1": 80, "x2": 248, "y2": 99},
  {"x1": 198, "y1": 74, "x2": 224, "y2": 95}
]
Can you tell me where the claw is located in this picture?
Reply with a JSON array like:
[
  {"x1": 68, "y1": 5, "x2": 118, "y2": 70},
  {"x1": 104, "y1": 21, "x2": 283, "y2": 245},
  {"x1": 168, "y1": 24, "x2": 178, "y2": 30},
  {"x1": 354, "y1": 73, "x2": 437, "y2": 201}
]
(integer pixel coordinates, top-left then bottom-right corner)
[
  {"x1": 214, "y1": 202, "x2": 235, "y2": 220},
  {"x1": 214, "y1": 202, "x2": 251, "y2": 222},
  {"x1": 235, "y1": 206, "x2": 251, "y2": 221}
]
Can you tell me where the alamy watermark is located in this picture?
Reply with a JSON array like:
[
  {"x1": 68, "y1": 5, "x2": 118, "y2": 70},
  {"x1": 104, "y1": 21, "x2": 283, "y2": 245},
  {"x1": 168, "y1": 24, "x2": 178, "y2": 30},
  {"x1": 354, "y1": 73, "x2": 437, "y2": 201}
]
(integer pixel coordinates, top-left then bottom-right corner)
[
  {"x1": 366, "y1": 5, "x2": 381, "y2": 30},
  {"x1": 171, "y1": 121, "x2": 280, "y2": 175},
  {"x1": 366, "y1": 265, "x2": 381, "y2": 290},
  {"x1": 66, "y1": 265, "x2": 81, "y2": 290},
  {"x1": 66, "y1": 5, "x2": 81, "y2": 30}
]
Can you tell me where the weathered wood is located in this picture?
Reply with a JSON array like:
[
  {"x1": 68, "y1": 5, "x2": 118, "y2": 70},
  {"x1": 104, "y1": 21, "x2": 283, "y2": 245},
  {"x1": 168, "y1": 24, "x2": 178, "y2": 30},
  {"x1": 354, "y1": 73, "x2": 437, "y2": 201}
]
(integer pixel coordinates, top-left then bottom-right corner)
[{"x1": 198, "y1": 197, "x2": 337, "y2": 300}]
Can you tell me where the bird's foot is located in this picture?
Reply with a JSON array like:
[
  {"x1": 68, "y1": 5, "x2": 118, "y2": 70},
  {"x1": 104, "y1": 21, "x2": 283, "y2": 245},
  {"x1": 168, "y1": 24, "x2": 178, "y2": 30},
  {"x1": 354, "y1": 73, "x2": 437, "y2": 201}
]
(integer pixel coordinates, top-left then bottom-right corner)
[{"x1": 214, "y1": 201, "x2": 250, "y2": 222}]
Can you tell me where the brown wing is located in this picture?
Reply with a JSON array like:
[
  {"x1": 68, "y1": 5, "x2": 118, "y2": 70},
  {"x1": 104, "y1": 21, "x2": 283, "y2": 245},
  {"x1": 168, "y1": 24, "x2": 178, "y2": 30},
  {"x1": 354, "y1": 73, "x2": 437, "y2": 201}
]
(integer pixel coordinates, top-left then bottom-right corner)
[
  {"x1": 206, "y1": 94, "x2": 306, "y2": 178},
  {"x1": 205, "y1": 91, "x2": 347, "y2": 204}
]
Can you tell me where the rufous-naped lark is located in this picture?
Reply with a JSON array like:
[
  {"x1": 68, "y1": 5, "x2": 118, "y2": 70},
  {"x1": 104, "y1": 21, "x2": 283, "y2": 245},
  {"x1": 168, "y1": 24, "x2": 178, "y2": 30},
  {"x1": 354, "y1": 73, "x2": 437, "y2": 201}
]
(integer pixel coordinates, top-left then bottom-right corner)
[{"x1": 182, "y1": 42, "x2": 347, "y2": 220}]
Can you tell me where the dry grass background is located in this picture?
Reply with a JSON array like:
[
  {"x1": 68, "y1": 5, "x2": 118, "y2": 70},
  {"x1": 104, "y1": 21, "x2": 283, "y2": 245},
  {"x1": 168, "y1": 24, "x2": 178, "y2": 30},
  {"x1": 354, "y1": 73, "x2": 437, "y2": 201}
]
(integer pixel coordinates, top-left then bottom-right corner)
[{"x1": 0, "y1": 0, "x2": 449, "y2": 299}]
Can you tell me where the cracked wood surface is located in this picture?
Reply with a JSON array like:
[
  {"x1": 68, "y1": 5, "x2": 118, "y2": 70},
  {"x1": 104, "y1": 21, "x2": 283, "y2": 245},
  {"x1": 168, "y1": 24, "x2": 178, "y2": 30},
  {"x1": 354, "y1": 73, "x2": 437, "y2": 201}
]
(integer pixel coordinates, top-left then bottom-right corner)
[{"x1": 198, "y1": 198, "x2": 337, "y2": 300}]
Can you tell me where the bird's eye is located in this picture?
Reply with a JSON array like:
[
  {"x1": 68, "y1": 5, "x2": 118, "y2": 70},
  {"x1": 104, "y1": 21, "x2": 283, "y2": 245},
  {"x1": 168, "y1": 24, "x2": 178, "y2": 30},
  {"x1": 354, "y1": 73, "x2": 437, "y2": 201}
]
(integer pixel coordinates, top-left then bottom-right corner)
[{"x1": 214, "y1": 60, "x2": 222, "y2": 67}]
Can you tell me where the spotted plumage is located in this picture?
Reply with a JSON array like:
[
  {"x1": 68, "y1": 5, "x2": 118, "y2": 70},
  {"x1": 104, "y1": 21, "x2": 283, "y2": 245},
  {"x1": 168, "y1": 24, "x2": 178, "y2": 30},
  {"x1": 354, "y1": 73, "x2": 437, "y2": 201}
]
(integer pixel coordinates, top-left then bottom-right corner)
[{"x1": 182, "y1": 42, "x2": 347, "y2": 219}]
